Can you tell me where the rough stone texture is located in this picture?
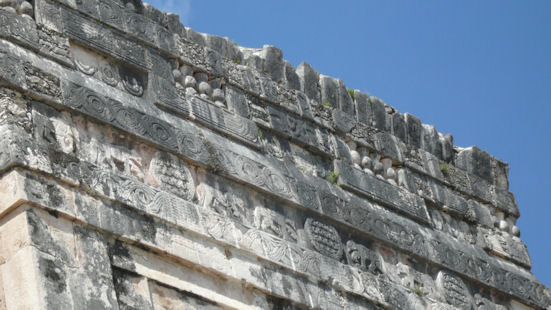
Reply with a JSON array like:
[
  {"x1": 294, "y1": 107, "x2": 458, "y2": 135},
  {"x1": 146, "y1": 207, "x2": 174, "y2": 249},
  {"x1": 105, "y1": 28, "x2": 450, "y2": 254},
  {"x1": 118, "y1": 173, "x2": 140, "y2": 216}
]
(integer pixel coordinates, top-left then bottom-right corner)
[{"x1": 0, "y1": 1, "x2": 548, "y2": 309}]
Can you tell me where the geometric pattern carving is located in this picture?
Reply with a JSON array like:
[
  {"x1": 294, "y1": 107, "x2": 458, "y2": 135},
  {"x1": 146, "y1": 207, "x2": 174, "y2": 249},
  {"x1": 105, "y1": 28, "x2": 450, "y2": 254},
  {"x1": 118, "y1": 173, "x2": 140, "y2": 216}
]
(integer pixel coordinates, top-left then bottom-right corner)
[{"x1": 305, "y1": 218, "x2": 343, "y2": 260}]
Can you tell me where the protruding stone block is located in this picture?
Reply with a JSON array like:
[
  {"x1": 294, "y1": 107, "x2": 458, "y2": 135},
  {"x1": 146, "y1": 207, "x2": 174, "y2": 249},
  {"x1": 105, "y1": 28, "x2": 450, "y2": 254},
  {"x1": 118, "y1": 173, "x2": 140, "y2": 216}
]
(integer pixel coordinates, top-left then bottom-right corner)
[
  {"x1": 337, "y1": 78, "x2": 354, "y2": 115},
  {"x1": 260, "y1": 45, "x2": 284, "y2": 83},
  {"x1": 283, "y1": 60, "x2": 300, "y2": 90},
  {"x1": 456, "y1": 146, "x2": 489, "y2": 179},
  {"x1": 355, "y1": 90, "x2": 372, "y2": 125},
  {"x1": 296, "y1": 62, "x2": 320, "y2": 103},
  {"x1": 319, "y1": 74, "x2": 339, "y2": 109},
  {"x1": 335, "y1": 160, "x2": 430, "y2": 224},
  {"x1": 371, "y1": 97, "x2": 386, "y2": 131}
]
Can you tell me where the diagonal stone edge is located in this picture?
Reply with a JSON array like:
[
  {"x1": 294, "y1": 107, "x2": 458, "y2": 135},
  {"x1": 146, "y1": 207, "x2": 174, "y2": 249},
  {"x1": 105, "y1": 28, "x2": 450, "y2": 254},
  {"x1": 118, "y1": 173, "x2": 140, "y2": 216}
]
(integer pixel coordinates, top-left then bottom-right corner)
[
  {"x1": 0, "y1": 36, "x2": 548, "y2": 307},
  {"x1": 0, "y1": 102, "x2": 548, "y2": 308}
]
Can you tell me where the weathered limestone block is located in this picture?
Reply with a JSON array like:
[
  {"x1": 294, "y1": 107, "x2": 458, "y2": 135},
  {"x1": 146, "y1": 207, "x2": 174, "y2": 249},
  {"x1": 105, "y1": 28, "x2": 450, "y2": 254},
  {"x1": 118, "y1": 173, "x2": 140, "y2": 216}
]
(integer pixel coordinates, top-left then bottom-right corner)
[
  {"x1": 335, "y1": 160, "x2": 430, "y2": 224},
  {"x1": 203, "y1": 34, "x2": 242, "y2": 64},
  {"x1": 482, "y1": 227, "x2": 532, "y2": 268},
  {"x1": 371, "y1": 97, "x2": 387, "y2": 131},
  {"x1": 332, "y1": 108, "x2": 356, "y2": 133},
  {"x1": 355, "y1": 90, "x2": 372, "y2": 125},
  {"x1": 111, "y1": 242, "x2": 270, "y2": 310},
  {"x1": 284, "y1": 60, "x2": 301, "y2": 91},
  {"x1": 0, "y1": 1, "x2": 548, "y2": 309},
  {"x1": 267, "y1": 105, "x2": 332, "y2": 156},
  {"x1": 0, "y1": 7, "x2": 38, "y2": 49},
  {"x1": 390, "y1": 112, "x2": 406, "y2": 141},
  {"x1": 260, "y1": 45, "x2": 284, "y2": 83},
  {"x1": 112, "y1": 268, "x2": 154, "y2": 310},
  {"x1": 149, "y1": 280, "x2": 225, "y2": 310},
  {"x1": 5, "y1": 96, "x2": 548, "y2": 309},
  {"x1": 296, "y1": 62, "x2": 320, "y2": 103},
  {"x1": 320, "y1": 74, "x2": 339, "y2": 110},
  {"x1": 58, "y1": 6, "x2": 172, "y2": 80},
  {"x1": 189, "y1": 95, "x2": 261, "y2": 148},
  {"x1": 405, "y1": 112, "x2": 423, "y2": 149},
  {"x1": 0, "y1": 80, "x2": 544, "y2": 310},
  {"x1": 0, "y1": 207, "x2": 119, "y2": 309},
  {"x1": 225, "y1": 84, "x2": 249, "y2": 117},
  {"x1": 337, "y1": 78, "x2": 354, "y2": 116},
  {"x1": 456, "y1": 146, "x2": 510, "y2": 190},
  {"x1": 1, "y1": 246, "x2": 48, "y2": 309}
]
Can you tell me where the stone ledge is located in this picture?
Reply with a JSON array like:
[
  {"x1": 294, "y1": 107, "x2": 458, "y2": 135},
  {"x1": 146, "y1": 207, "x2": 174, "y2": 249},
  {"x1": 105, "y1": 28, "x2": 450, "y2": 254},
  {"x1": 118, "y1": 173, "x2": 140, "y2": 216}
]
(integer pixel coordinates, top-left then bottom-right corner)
[
  {"x1": 33, "y1": 0, "x2": 515, "y2": 196},
  {"x1": 0, "y1": 35, "x2": 519, "y2": 225},
  {"x1": 0, "y1": 111, "x2": 548, "y2": 308},
  {"x1": 0, "y1": 65, "x2": 543, "y2": 306},
  {"x1": 0, "y1": 2, "x2": 547, "y2": 307},
  {"x1": 0, "y1": 169, "x2": 388, "y2": 309}
]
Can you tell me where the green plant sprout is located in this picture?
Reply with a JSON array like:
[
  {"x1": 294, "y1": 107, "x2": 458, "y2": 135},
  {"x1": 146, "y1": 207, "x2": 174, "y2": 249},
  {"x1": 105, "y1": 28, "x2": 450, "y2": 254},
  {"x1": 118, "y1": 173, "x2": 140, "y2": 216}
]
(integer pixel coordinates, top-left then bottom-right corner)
[
  {"x1": 440, "y1": 164, "x2": 450, "y2": 177},
  {"x1": 348, "y1": 88, "x2": 355, "y2": 100},
  {"x1": 327, "y1": 171, "x2": 340, "y2": 184}
]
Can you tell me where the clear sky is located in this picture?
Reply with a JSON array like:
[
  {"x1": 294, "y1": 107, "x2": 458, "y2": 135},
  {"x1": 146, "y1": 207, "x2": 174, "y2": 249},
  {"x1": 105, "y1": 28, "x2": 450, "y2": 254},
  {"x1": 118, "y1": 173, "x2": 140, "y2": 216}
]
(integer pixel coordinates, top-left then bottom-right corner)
[{"x1": 146, "y1": 0, "x2": 551, "y2": 287}]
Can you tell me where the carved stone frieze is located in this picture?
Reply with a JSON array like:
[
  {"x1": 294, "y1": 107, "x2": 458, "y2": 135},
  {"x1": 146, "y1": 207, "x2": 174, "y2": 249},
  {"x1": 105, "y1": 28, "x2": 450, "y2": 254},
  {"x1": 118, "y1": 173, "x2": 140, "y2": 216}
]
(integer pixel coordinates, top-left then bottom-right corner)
[
  {"x1": 0, "y1": 1, "x2": 548, "y2": 308},
  {"x1": 345, "y1": 240, "x2": 383, "y2": 275},
  {"x1": 71, "y1": 44, "x2": 146, "y2": 97},
  {"x1": 304, "y1": 218, "x2": 343, "y2": 260},
  {"x1": 436, "y1": 270, "x2": 474, "y2": 309},
  {"x1": 253, "y1": 206, "x2": 298, "y2": 243},
  {"x1": 148, "y1": 151, "x2": 195, "y2": 201}
]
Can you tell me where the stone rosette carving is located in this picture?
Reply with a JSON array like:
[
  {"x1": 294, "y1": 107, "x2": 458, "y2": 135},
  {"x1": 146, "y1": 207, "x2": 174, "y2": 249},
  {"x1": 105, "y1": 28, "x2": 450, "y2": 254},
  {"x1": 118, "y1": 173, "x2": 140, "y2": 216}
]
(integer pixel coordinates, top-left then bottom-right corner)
[
  {"x1": 436, "y1": 270, "x2": 474, "y2": 309},
  {"x1": 304, "y1": 218, "x2": 343, "y2": 260},
  {"x1": 149, "y1": 151, "x2": 195, "y2": 201}
]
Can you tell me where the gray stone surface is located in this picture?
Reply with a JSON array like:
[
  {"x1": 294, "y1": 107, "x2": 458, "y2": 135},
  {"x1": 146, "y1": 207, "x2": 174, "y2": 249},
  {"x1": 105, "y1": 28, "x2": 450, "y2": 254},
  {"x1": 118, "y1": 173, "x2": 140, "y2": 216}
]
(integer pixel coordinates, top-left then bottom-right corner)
[
  {"x1": 0, "y1": 1, "x2": 548, "y2": 309},
  {"x1": 296, "y1": 62, "x2": 320, "y2": 103}
]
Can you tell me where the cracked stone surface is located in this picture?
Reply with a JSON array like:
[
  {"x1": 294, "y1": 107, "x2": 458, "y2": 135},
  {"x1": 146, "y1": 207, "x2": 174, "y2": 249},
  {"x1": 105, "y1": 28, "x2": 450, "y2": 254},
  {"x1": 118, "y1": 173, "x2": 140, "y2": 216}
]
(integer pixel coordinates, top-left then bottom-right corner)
[{"x1": 0, "y1": 1, "x2": 548, "y2": 309}]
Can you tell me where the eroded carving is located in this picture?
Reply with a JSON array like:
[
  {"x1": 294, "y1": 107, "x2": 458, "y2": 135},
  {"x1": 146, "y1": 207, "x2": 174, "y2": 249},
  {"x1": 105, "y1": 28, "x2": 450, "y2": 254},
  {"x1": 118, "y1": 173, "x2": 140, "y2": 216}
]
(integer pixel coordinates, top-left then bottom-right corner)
[
  {"x1": 23, "y1": 62, "x2": 61, "y2": 98},
  {"x1": 345, "y1": 240, "x2": 382, "y2": 275},
  {"x1": 243, "y1": 229, "x2": 297, "y2": 266},
  {"x1": 74, "y1": 58, "x2": 97, "y2": 75},
  {"x1": 149, "y1": 151, "x2": 195, "y2": 201},
  {"x1": 63, "y1": 82, "x2": 180, "y2": 152},
  {"x1": 436, "y1": 270, "x2": 473, "y2": 309},
  {"x1": 198, "y1": 184, "x2": 246, "y2": 223},
  {"x1": 71, "y1": 43, "x2": 146, "y2": 97},
  {"x1": 62, "y1": 6, "x2": 148, "y2": 70},
  {"x1": 304, "y1": 218, "x2": 343, "y2": 260},
  {"x1": 101, "y1": 63, "x2": 119, "y2": 86},
  {"x1": 120, "y1": 66, "x2": 144, "y2": 96},
  {"x1": 253, "y1": 206, "x2": 298, "y2": 243},
  {"x1": 0, "y1": 8, "x2": 38, "y2": 48},
  {"x1": 190, "y1": 96, "x2": 260, "y2": 147}
]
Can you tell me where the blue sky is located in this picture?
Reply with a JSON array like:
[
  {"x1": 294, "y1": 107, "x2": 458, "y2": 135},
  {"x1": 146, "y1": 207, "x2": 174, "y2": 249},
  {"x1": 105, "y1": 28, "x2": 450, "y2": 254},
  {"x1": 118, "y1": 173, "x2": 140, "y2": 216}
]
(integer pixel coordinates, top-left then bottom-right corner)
[{"x1": 146, "y1": 1, "x2": 551, "y2": 287}]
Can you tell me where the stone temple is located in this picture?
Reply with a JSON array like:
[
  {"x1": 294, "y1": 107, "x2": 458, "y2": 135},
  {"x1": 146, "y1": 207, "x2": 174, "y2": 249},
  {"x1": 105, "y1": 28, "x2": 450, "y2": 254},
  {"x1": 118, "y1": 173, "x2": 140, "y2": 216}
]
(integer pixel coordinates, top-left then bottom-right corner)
[{"x1": 0, "y1": 0, "x2": 548, "y2": 309}]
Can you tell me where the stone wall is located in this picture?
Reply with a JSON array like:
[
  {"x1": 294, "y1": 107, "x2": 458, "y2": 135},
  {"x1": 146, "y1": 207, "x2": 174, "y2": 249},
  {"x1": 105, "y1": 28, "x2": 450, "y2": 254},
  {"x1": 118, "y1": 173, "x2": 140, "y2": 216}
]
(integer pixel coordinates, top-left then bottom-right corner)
[{"x1": 0, "y1": 0, "x2": 548, "y2": 309}]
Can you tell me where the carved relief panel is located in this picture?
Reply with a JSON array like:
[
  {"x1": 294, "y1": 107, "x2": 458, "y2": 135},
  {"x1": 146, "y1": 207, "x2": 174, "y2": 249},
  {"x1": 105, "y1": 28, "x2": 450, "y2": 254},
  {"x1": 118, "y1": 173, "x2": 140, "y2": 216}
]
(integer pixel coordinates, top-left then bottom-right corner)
[
  {"x1": 436, "y1": 270, "x2": 473, "y2": 310},
  {"x1": 253, "y1": 206, "x2": 298, "y2": 243},
  {"x1": 304, "y1": 218, "x2": 343, "y2": 260},
  {"x1": 344, "y1": 240, "x2": 383, "y2": 275},
  {"x1": 70, "y1": 43, "x2": 146, "y2": 97},
  {"x1": 195, "y1": 174, "x2": 254, "y2": 229},
  {"x1": 148, "y1": 151, "x2": 195, "y2": 202}
]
